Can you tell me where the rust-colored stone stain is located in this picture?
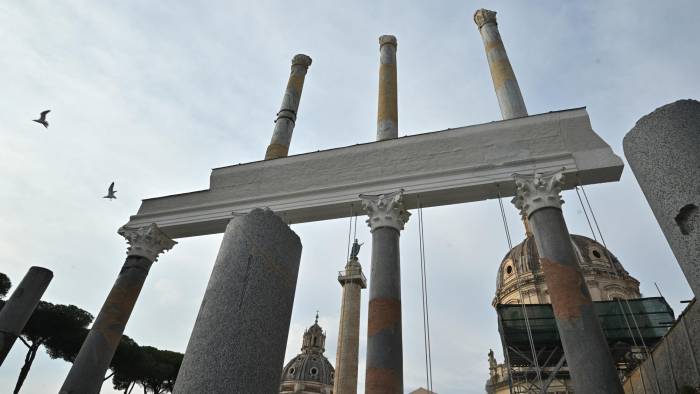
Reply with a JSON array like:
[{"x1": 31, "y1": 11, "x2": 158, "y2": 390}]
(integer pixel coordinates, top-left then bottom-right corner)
[
  {"x1": 540, "y1": 257, "x2": 592, "y2": 319},
  {"x1": 94, "y1": 271, "x2": 146, "y2": 350},
  {"x1": 365, "y1": 367, "x2": 402, "y2": 394},
  {"x1": 367, "y1": 298, "x2": 401, "y2": 336},
  {"x1": 265, "y1": 143, "x2": 289, "y2": 160},
  {"x1": 488, "y1": 58, "x2": 516, "y2": 90},
  {"x1": 377, "y1": 63, "x2": 398, "y2": 124}
]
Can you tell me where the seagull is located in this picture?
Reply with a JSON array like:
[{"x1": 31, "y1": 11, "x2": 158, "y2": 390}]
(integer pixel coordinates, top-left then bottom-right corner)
[
  {"x1": 33, "y1": 110, "x2": 50, "y2": 128},
  {"x1": 103, "y1": 182, "x2": 117, "y2": 200}
]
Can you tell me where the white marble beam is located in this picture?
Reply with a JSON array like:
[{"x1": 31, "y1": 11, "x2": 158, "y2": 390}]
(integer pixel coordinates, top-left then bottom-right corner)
[{"x1": 126, "y1": 108, "x2": 622, "y2": 238}]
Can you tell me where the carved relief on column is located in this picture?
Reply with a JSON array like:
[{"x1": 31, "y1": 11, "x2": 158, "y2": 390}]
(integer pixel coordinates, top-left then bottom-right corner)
[
  {"x1": 118, "y1": 223, "x2": 177, "y2": 262},
  {"x1": 359, "y1": 190, "x2": 411, "y2": 232},
  {"x1": 511, "y1": 171, "x2": 565, "y2": 217}
]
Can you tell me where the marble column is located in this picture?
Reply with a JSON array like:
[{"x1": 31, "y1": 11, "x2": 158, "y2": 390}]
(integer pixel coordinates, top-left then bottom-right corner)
[
  {"x1": 173, "y1": 208, "x2": 302, "y2": 393},
  {"x1": 512, "y1": 171, "x2": 623, "y2": 394},
  {"x1": 474, "y1": 9, "x2": 527, "y2": 120},
  {"x1": 60, "y1": 224, "x2": 175, "y2": 394},
  {"x1": 623, "y1": 99, "x2": 700, "y2": 298},
  {"x1": 376, "y1": 35, "x2": 398, "y2": 141},
  {"x1": 0, "y1": 266, "x2": 53, "y2": 365},
  {"x1": 360, "y1": 190, "x2": 410, "y2": 394},
  {"x1": 265, "y1": 54, "x2": 313, "y2": 160},
  {"x1": 333, "y1": 242, "x2": 367, "y2": 394}
]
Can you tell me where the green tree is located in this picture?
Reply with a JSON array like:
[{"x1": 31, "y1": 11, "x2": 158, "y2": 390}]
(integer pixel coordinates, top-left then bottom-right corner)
[
  {"x1": 0, "y1": 273, "x2": 10, "y2": 298},
  {"x1": 12, "y1": 301, "x2": 93, "y2": 393},
  {"x1": 111, "y1": 345, "x2": 182, "y2": 394}
]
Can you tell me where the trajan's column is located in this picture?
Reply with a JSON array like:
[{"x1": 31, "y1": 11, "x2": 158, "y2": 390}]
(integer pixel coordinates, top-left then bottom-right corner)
[{"x1": 333, "y1": 240, "x2": 367, "y2": 394}]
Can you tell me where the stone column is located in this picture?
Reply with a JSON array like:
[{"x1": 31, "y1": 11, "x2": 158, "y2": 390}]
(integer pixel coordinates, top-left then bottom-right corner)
[
  {"x1": 360, "y1": 190, "x2": 410, "y2": 394},
  {"x1": 377, "y1": 35, "x2": 398, "y2": 141},
  {"x1": 60, "y1": 224, "x2": 175, "y2": 394},
  {"x1": 265, "y1": 54, "x2": 313, "y2": 160},
  {"x1": 333, "y1": 244, "x2": 367, "y2": 394},
  {"x1": 474, "y1": 9, "x2": 527, "y2": 120},
  {"x1": 512, "y1": 171, "x2": 623, "y2": 394},
  {"x1": 173, "y1": 208, "x2": 302, "y2": 393},
  {"x1": 623, "y1": 99, "x2": 700, "y2": 298},
  {"x1": 0, "y1": 266, "x2": 53, "y2": 366}
]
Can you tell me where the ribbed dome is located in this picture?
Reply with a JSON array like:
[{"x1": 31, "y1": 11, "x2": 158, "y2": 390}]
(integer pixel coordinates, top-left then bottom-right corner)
[
  {"x1": 279, "y1": 316, "x2": 334, "y2": 392},
  {"x1": 495, "y1": 234, "x2": 640, "y2": 304}
]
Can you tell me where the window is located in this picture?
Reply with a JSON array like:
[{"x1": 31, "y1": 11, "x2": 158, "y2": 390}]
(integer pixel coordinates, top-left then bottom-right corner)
[
  {"x1": 506, "y1": 265, "x2": 513, "y2": 275},
  {"x1": 592, "y1": 250, "x2": 601, "y2": 258},
  {"x1": 310, "y1": 367, "x2": 318, "y2": 376}
]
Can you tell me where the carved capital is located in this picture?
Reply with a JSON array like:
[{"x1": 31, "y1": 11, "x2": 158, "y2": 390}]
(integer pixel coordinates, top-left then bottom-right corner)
[
  {"x1": 118, "y1": 223, "x2": 177, "y2": 262},
  {"x1": 291, "y1": 54, "x2": 312, "y2": 67},
  {"x1": 360, "y1": 190, "x2": 411, "y2": 232},
  {"x1": 379, "y1": 35, "x2": 397, "y2": 48},
  {"x1": 511, "y1": 171, "x2": 565, "y2": 217},
  {"x1": 474, "y1": 9, "x2": 497, "y2": 29}
]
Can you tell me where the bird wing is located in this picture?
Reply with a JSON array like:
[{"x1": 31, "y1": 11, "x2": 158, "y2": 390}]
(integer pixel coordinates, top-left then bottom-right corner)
[
  {"x1": 39, "y1": 110, "x2": 50, "y2": 120},
  {"x1": 108, "y1": 182, "x2": 115, "y2": 193}
]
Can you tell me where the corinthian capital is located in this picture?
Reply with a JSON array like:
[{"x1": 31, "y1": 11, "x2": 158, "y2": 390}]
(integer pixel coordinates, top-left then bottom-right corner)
[
  {"x1": 360, "y1": 190, "x2": 411, "y2": 232},
  {"x1": 474, "y1": 9, "x2": 497, "y2": 29},
  {"x1": 118, "y1": 223, "x2": 177, "y2": 262},
  {"x1": 511, "y1": 171, "x2": 565, "y2": 217}
]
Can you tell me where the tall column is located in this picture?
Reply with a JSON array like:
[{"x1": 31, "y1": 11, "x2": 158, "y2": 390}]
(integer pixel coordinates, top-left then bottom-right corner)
[
  {"x1": 333, "y1": 241, "x2": 367, "y2": 394},
  {"x1": 0, "y1": 266, "x2": 53, "y2": 365},
  {"x1": 60, "y1": 224, "x2": 175, "y2": 394},
  {"x1": 360, "y1": 190, "x2": 410, "y2": 394},
  {"x1": 474, "y1": 9, "x2": 528, "y2": 120},
  {"x1": 623, "y1": 99, "x2": 700, "y2": 298},
  {"x1": 512, "y1": 171, "x2": 623, "y2": 394},
  {"x1": 173, "y1": 208, "x2": 302, "y2": 393},
  {"x1": 265, "y1": 54, "x2": 313, "y2": 160},
  {"x1": 376, "y1": 35, "x2": 398, "y2": 141}
]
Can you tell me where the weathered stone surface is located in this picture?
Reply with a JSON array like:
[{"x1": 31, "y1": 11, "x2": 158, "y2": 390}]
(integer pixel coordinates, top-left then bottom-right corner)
[
  {"x1": 266, "y1": 54, "x2": 312, "y2": 160},
  {"x1": 377, "y1": 35, "x2": 398, "y2": 141},
  {"x1": 623, "y1": 99, "x2": 700, "y2": 297},
  {"x1": 0, "y1": 266, "x2": 52, "y2": 366},
  {"x1": 173, "y1": 208, "x2": 302, "y2": 393},
  {"x1": 60, "y1": 224, "x2": 174, "y2": 394},
  {"x1": 334, "y1": 257, "x2": 366, "y2": 394},
  {"x1": 474, "y1": 8, "x2": 527, "y2": 120},
  {"x1": 623, "y1": 300, "x2": 700, "y2": 393}
]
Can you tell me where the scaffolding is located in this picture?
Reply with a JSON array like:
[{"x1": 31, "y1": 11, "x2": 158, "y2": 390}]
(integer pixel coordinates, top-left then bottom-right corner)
[{"x1": 494, "y1": 297, "x2": 675, "y2": 393}]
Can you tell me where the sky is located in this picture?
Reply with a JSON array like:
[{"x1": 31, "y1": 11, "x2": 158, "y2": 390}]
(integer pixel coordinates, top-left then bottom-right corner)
[{"x1": 0, "y1": 1, "x2": 698, "y2": 393}]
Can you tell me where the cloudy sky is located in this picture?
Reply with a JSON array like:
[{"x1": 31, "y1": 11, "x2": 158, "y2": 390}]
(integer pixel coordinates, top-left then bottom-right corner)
[{"x1": 1, "y1": 1, "x2": 698, "y2": 393}]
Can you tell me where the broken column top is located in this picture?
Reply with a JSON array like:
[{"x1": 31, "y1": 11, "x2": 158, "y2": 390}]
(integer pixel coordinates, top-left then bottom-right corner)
[
  {"x1": 291, "y1": 54, "x2": 312, "y2": 67},
  {"x1": 474, "y1": 9, "x2": 497, "y2": 28}
]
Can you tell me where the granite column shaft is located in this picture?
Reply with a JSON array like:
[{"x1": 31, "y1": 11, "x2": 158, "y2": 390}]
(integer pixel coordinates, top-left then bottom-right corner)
[
  {"x1": 377, "y1": 35, "x2": 398, "y2": 141},
  {"x1": 60, "y1": 224, "x2": 176, "y2": 394},
  {"x1": 265, "y1": 54, "x2": 313, "y2": 160},
  {"x1": 513, "y1": 172, "x2": 623, "y2": 394},
  {"x1": 623, "y1": 99, "x2": 700, "y2": 298},
  {"x1": 0, "y1": 266, "x2": 53, "y2": 366},
  {"x1": 173, "y1": 208, "x2": 302, "y2": 393},
  {"x1": 361, "y1": 191, "x2": 410, "y2": 394},
  {"x1": 474, "y1": 9, "x2": 527, "y2": 120}
]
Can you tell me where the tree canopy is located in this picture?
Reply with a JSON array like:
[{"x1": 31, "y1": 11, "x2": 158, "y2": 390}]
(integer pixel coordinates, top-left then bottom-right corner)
[{"x1": 1, "y1": 272, "x2": 183, "y2": 393}]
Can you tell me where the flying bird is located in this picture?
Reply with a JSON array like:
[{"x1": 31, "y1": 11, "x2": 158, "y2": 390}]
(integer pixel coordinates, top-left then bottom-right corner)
[
  {"x1": 33, "y1": 110, "x2": 51, "y2": 128},
  {"x1": 103, "y1": 182, "x2": 117, "y2": 200}
]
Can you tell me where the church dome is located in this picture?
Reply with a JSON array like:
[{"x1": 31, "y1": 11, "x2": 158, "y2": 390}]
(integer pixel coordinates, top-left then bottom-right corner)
[
  {"x1": 494, "y1": 233, "x2": 640, "y2": 306},
  {"x1": 279, "y1": 315, "x2": 334, "y2": 394}
]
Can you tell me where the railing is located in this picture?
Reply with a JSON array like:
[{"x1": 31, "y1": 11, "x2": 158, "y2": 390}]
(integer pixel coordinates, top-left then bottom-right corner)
[{"x1": 338, "y1": 268, "x2": 366, "y2": 283}]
